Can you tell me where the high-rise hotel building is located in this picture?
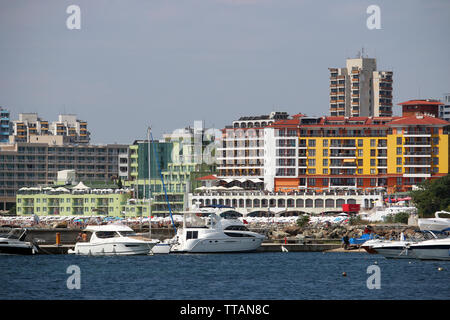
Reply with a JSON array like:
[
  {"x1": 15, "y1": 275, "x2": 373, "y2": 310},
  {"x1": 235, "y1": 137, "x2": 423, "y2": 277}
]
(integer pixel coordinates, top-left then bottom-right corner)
[
  {"x1": 329, "y1": 56, "x2": 393, "y2": 117},
  {"x1": 11, "y1": 113, "x2": 90, "y2": 144}
]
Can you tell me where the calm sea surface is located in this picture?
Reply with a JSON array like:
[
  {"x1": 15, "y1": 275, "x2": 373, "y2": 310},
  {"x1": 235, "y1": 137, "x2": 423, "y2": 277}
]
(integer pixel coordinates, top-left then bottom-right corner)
[{"x1": 0, "y1": 252, "x2": 449, "y2": 300}]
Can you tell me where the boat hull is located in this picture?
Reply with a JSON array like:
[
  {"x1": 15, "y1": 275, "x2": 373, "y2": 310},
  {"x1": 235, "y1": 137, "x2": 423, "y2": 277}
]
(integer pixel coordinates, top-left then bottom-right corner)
[
  {"x1": 172, "y1": 237, "x2": 263, "y2": 253},
  {"x1": 0, "y1": 243, "x2": 36, "y2": 255},
  {"x1": 70, "y1": 242, "x2": 155, "y2": 256},
  {"x1": 410, "y1": 246, "x2": 450, "y2": 261},
  {"x1": 151, "y1": 243, "x2": 171, "y2": 254},
  {"x1": 373, "y1": 247, "x2": 414, "y2": 259}
]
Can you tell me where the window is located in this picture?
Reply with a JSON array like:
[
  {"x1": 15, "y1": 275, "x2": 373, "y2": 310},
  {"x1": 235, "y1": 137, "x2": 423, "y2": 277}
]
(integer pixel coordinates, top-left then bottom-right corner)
[
  {"x1": 308, "y1": 149, "x2": 316, "y2": 157},
  {"x1": 186, "y1": 231, "x2": 198, "y2": 240},
  {"x1": 370, "y1": 139, "x2": 376, "y2": 147},
  {"x1": 358, "y1": 169, "x2": 363, "y2": 174},
  {"x1": 397, "y1": 157, "x2": 402, "y2": 165},
  {"x1": 358, "y1": 139, "x2": 363, "y2": 147},
  {"x1": 397, "y1": 147, "x2": 402, "y2": 155},
  {"x1": 308, "y1": 169, "x2": 316, "y2": 174},
  {"x1": 370, "y1": 178, "x2": 377, "y2": 186},
  {"x1": 370, "y1": 149, "x2": 376, "y2": 157},
  {"x1": 308, "y1": 159, "x2": 316, "y2": 166},
  {"x1": 358, "y1": 149, "x2": 363, "y2": 157},
  {"x1": 397, "y1": 167, "x2": 402, "y2": 173},
  {"x1": 323, "y1": 159, "x2": 328, "y2": 167},
  {"x1": 323, "y1": 149, "x2": 328, "y2": 157},
  {"x1": 358, "y1": 159, "x2": 363, "y2": 166},
  {"x1": 323, "y1": 168, "x2": 328, "y2": 174},
  {"x1": 370, "y1": 159, "x2": 376, "y2": 166},
  {"x1": 308, "y1": 178, "x2": 316, "y2": 186},
  {"x1": 96, "y1": 231, "x2": 119, "y2": 239},
  {"x1": 323, "y1": 140, "x2": 328, "y2": 147},
  {"x1": 370, "y1": 169, "x2": 376, "y2": 174},
  {"x1": 308, "y1": 140, "x2": 316, "y2": 147},
  {"x1": 397, "y1": 137, "x2": 402, "y2": 145}
]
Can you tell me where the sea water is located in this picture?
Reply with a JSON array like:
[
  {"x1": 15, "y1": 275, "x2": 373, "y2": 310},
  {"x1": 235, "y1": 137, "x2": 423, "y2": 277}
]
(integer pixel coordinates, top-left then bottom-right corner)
[{"x1": 0, "y1": 252, "x2": 448, "y2": 300}]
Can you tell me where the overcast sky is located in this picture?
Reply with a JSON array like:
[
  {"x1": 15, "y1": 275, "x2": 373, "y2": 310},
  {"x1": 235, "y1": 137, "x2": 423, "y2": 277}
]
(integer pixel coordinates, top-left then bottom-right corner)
[{"x1": 1, "y1": 0, "x2": 449, "y2": 144}]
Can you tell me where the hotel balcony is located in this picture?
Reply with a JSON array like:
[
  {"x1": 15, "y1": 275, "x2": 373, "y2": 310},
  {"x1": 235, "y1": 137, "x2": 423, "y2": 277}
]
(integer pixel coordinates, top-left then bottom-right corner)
[
  {"x1": 404, "y1": 138, "x2": 431, "y2": 147},
  {"x1": 403, "y1": 149, "x2": 431, "y2": 157},
  {"x1": 329, "y1": 151, "x2": 356, "y2": 158},
  {"x1": 329, "y1": 143, "x2": 356, "y2": 149},
  {"x1": 403, "y1": 130, "x2": 432, "y2": 138}
]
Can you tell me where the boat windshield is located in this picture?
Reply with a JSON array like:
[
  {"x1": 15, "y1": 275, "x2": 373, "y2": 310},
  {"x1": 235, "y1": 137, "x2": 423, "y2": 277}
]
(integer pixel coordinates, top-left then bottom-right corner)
[
  {"x1": 6, "y1": 229, "x2": 24, "y2": 240},
  {"x1": 95, "y1": 231, "x2": 121, "y2": 239},
  {"x1": 118, "y1": 231, "x2": 136, "y2": 237}
]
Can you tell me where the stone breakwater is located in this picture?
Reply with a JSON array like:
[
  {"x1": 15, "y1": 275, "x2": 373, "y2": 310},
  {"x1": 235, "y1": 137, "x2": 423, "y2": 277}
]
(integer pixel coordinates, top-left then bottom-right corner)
[{"x1": 266, "y1": 224, "x2": 425, "y2": 241}]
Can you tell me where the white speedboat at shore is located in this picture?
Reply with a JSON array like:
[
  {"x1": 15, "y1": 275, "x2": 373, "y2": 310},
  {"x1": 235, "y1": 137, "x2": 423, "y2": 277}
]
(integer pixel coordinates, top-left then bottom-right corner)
[
  {"x1": 68, "y1": 224, "x2": 158, "y2": 256},
  {"x1": 418, "y1": 211, "x2": 450, "y2": 233},
  {"x1": 0, "y1": 228, "x2": 39, "y2": 255},
  {"x1": 170, "y1": 210, "x2": 265, "y2": 253},
  {"x1": 370, "y1": 239, "x2": 416, "y2": 259}
]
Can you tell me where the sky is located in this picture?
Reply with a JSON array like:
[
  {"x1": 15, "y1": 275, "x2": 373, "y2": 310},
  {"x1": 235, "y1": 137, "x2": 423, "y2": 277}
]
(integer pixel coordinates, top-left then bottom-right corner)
[{"x1": 1, "y1": 0, "x2": 449, "y2": 144}]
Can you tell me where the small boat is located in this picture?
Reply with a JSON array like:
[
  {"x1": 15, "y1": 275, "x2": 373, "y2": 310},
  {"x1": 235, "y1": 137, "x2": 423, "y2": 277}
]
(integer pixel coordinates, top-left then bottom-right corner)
[
  {"x1": 408, "y1": 237, "x2": 450, "y2": 261},
  {"x1": 151, "y1": 239, "x2": 176, "y2": 254},
  {"x1": 0, "y1": 228, "x2": 39, "y2": 255},
  {"x1": 170, "y1": 209, "x2": 265, "y2": 253},
  {"x1": 68, "y1": 224, "x2": 158, "y2": 255},
  {"x1": 370, "y1": 239, "x2": 416, "y2": 259},
  {"x1": 418, "y1": 211, "x2": 450, "y2": 233}
]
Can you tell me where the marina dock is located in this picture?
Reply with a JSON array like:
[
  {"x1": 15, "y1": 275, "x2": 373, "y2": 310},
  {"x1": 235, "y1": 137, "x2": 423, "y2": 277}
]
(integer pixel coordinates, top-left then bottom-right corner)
[{"x1": 257, "y1": 243, "x2": 341, "y2": 252}]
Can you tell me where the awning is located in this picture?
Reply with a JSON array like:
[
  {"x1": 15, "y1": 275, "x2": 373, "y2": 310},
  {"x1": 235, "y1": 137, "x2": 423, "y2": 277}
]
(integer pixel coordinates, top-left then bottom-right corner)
[{"x1": 73, "y1": 181, "x2": 90, "y2": 190}]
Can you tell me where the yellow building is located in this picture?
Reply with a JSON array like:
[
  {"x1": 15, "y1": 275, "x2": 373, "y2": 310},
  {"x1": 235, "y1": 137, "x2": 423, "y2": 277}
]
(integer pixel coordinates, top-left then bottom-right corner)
[{"x1": 270, "y1": 114, "x2": 449, "y2": 193}]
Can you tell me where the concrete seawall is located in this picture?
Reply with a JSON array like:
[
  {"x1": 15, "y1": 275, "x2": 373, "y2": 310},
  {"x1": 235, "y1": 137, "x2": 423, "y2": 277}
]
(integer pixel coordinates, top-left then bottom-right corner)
[{"x1": 257, "y1": 243, "x2": 341, "y2": 252}]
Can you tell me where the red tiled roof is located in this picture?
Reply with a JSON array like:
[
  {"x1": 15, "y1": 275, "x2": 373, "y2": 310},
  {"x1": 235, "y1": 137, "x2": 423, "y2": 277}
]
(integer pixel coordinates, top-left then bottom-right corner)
[
  {"x1": 196, "y1": 174, "x2": 218, "y2": 181},
  {"x1": 398, "y1": 100, "x2": 443, "y2": 106},
  {"x1": 388, "y1": 114, "x2": 449, "y2": 126}
]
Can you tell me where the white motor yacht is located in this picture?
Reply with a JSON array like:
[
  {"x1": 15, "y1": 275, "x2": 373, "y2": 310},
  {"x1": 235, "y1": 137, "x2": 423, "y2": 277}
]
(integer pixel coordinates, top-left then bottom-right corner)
[
  {"x1": 170, "y1": 210, "x2": 265, "y2": 253},
  {"x1": 0, "y1": 228, "x2": 39, "y2": 255},
  {"x1": 408, "y1": 237, "x2": 450, "y2": 261},
  {"x1": 68, "y1": 224, "x2": 158, "y2": 255},
  {"x1": 418, "y1": 211, "x2": 450, "y2": 233}
]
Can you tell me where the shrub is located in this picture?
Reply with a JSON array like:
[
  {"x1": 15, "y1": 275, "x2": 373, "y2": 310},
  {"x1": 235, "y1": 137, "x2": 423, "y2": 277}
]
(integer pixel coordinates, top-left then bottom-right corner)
[
  {"x1": 297, "y1": 215, "x2": 310, "y2": 227},
  {"x1": 394, "y1": 211, "x2": 410, "y2": 224}
]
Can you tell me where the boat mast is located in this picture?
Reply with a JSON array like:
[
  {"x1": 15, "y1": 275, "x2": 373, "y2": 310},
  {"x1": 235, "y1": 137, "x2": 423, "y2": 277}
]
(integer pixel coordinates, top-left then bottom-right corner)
[{"x1": 147, "y1": 126, "x2": 152, "y2": 239}]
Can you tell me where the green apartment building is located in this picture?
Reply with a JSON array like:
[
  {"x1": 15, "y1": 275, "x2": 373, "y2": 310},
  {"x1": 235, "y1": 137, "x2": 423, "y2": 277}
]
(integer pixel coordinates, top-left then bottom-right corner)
[{"x1": 16, "y1": 182, "x2": 131, "y2": 216}]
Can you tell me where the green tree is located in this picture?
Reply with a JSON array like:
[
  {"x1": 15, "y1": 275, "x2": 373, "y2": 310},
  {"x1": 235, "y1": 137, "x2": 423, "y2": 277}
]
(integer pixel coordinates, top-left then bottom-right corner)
[
  {"x1": 297, "y1": 215, "x2": 310, "y2": 227},
  {"x1": 8, "y1": 205, "x2": 16, "y2": 216},
  {"x1": 411, "y1": 174, "x2": 450, "y2": 218}
]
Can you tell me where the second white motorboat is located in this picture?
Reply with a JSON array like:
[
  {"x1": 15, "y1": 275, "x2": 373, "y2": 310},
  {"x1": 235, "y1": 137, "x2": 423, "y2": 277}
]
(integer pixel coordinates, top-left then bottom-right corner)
[
  {"x1": 418, "y1": 211, "x2": 450, "y2": 233},
  {"x1": 68, "y1": 224, "x2": 159, "y2": 255},
  {"x1": 407, "y1": 237, "x2": 450, "y2": 261},
  {"x1": 170, "y1": 210, "x2": 265, "y2": 253}
]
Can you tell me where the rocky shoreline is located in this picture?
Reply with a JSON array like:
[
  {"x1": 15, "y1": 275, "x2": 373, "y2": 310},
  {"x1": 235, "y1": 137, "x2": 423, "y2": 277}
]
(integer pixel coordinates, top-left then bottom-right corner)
[{"x1": 266, "y1": 223, "x2": 425, "y2": 241}]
